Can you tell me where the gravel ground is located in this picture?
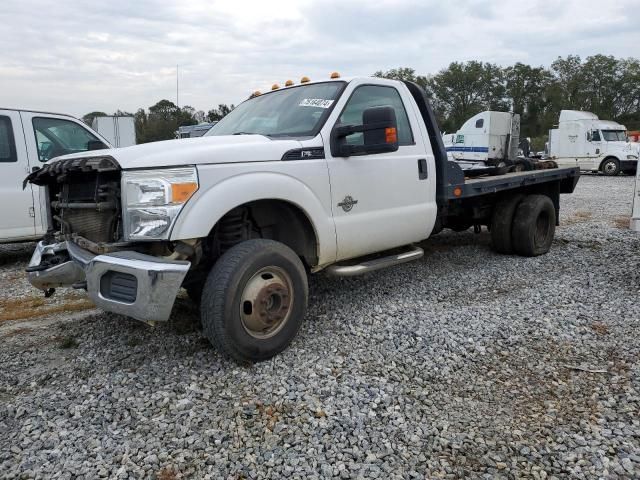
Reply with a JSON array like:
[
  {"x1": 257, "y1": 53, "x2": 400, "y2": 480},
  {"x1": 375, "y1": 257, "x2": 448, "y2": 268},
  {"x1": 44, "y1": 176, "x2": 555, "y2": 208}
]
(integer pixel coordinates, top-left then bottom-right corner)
[{"x1": 1, "y1": 175, "x2": 639, "y2": 479}]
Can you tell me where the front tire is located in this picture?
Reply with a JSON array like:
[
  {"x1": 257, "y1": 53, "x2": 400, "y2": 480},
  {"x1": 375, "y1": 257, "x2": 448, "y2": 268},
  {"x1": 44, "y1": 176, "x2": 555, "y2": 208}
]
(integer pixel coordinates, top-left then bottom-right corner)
[
  {"x1": 601, "y1": 158, "x2": 620, "y2": 176},
  {"x1": 200, "y1": 239, "x2": 308, "y2": 363}
]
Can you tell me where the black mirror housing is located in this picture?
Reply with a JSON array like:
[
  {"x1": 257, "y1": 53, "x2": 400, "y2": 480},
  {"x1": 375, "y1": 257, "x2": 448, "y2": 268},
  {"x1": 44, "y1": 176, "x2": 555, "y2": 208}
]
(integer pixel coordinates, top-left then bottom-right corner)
[{"x1": 331, "y1": 105, "x2": 399, "y2": 157}]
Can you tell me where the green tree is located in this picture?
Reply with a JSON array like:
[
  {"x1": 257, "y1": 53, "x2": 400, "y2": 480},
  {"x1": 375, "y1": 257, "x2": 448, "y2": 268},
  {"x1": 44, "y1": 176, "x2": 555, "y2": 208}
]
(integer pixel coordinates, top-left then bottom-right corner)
[
  {"x1": 207, "y1": 104, "x2": 235, "y2": 122},
  {"x1": 373, "y1": 67, "x2": 429, "y2": 90},
  {"x1": 504, "y1": 63, "x2": 553, "y2": 137},
  {"x1": 82, "y1": 111, "x2": 107, "y2": 126},
  {"x1": 427, "y1": 61, "x2": 507, "y2": 131}
]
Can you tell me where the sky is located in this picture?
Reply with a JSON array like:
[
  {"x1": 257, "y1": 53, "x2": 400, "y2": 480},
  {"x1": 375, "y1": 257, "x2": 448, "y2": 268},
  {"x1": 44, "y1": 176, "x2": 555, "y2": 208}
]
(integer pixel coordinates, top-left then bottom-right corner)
[{"x1": 0, "y1": 0, "x2": 637, "y2": 118}]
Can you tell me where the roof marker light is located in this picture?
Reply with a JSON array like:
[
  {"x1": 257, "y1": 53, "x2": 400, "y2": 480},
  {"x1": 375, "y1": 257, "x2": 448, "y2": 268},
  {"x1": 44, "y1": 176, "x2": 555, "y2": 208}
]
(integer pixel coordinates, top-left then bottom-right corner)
[
  {"x1": 330, "y1": 71, "x2": 340, "y2": 79},
  {"x1": 300, "y1": 76, "x2": 311, "y2": 83},
  {"x1": 285, "y1": 80, "x2": 294, "y2": 87},
  {"x1": 252, "y1": 90, "x2": 261, "y2": 97},
  {"x1": 272, "y1": 84, "x2": 280, "y2": 90}
]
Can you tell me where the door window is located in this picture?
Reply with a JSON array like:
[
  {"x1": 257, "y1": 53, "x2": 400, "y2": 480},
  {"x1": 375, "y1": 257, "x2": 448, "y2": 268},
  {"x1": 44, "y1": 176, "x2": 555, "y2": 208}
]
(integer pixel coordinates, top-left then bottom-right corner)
[
  {"x1": 0, "y1": 116, "x2": 17, "y2": 162},
  {"x1": 591, "y1": 130, "x2": 601, "y2": 142},
  {"x1": 32, "y1": 117, "x2": 105, "y2": 162},
  {"x1": 337, "y1": 85, "x2": 413, "y2": 147}
]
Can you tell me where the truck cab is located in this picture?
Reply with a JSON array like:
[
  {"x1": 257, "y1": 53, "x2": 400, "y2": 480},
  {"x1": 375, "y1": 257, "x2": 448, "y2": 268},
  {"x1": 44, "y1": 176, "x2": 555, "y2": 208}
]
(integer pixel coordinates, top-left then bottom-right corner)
[
  {"x1": 0, "y1": 109, "x2": 111, "y2": 243},
  {"x1": 549, "y1": 110, "x2": 637, "y2": 175}
]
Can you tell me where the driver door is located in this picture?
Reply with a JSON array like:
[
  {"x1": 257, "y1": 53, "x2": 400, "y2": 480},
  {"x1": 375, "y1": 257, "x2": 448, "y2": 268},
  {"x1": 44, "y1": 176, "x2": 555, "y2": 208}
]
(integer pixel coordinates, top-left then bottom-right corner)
[{"x1": 322, "y1": 81, "x2": 437, "y2": 261}]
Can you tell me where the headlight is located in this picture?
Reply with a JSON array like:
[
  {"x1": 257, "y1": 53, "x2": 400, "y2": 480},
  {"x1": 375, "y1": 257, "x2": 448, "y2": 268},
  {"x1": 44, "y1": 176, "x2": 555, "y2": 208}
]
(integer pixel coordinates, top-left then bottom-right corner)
[
  {"x1": 627, "y1": 155, "x2": 638, "y2": 160},
  {"x1": 122, "y1": 167, "x2": 198, "y2": 240}
]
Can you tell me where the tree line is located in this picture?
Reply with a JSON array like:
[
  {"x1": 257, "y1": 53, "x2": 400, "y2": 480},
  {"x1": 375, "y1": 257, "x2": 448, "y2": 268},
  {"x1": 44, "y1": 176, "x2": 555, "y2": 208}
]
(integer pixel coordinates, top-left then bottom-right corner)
[
  {"x1": 375, "y1": 55, "x2": 640, "y2": 149},
  {"x1": 83, "y1": 54, "x2": 639, "y2": 149},
  {"x1": 83, "y1": 101, "x2": 235, "y2": 144}
]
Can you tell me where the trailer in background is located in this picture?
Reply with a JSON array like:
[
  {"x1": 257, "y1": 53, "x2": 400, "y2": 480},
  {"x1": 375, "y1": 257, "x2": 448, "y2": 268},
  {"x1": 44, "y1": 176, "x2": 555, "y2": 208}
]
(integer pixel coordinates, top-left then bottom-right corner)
[{"x1": 92, "y1": 116, "x2": 136, "y2": 148}]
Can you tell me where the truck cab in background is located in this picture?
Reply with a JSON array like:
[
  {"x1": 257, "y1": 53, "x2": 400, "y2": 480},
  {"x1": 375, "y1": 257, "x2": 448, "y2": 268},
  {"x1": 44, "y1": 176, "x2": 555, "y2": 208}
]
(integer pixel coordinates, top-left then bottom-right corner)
[
  {"x1": 548, "y1": 110, "x2": 638, "y2": 176},
  {"x1": 442, "y1": 111, "x2": 522, "y2": 174},
  {"x1": 0, "y1": 109, "x2": 110, "y2": 243}
]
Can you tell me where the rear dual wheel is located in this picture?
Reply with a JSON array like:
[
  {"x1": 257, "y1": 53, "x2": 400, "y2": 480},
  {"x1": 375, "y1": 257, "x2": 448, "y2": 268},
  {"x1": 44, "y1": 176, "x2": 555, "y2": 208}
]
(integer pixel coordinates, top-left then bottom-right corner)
[{"x1": 491, "y1": 194, "x2": 556, "y2": 257}]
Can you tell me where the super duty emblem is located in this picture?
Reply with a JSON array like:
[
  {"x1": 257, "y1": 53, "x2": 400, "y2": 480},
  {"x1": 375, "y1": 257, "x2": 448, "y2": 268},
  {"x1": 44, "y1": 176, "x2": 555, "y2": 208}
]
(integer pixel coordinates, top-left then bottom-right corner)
[{"x1": 338, "y1": 196, "x2": 358, "y2": 212}]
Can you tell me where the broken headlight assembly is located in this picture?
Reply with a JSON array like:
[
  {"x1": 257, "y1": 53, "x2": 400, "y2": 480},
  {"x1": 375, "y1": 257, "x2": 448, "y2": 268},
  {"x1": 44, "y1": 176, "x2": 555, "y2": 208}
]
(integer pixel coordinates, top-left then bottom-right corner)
[{"x1": 121, "y1": 167, "x2": 198, "y2": 241}]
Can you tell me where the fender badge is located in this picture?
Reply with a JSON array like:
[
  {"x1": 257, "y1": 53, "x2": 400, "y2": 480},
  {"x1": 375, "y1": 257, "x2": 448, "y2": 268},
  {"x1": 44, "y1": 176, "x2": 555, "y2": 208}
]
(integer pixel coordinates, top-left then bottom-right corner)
[{"x1": 338, "y1": 195, "x2": 358, "y2": 212}]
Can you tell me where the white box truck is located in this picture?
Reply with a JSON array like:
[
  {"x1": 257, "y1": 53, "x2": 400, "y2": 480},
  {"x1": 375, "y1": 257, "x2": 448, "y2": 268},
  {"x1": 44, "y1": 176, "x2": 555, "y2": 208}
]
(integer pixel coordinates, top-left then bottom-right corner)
[
  {"x1": 548, "y1": 110, "x2": 638, "y2": 176},
  {"x1": 91, "y1": 116, "x2": 136, "y2": 148}
]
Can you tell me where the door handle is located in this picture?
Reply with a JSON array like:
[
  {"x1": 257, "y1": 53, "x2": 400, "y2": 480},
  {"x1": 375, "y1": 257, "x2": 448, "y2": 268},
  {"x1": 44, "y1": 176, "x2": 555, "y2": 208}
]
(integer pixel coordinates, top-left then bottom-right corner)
[{"x1": 417, "y1": 159, "x2": 428, "y2": 180}]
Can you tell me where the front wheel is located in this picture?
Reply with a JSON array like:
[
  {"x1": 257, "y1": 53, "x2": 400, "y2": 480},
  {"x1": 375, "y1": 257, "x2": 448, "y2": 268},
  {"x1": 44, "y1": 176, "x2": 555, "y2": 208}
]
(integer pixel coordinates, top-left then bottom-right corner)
[
  {"x1": 200, "y1": 239, "x2": 308, "y2": 363},
  {"x1": 601, "y1": 158, "x2": 620, "y2": 176}
]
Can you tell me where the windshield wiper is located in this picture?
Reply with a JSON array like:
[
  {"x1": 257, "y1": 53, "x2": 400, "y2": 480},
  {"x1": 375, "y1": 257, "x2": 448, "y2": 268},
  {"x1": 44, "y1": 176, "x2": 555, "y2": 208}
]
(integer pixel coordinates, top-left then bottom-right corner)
[{"x1": 232, "y1": 131, "x2": 256, "y2": 135}]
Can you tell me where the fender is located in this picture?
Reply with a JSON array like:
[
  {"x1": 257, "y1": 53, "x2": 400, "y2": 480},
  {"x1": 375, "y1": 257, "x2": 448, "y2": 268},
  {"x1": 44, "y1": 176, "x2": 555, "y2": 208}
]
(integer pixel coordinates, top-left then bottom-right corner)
[{"x1": 170, "y1": 168, "x2": 337, "y2": 267}]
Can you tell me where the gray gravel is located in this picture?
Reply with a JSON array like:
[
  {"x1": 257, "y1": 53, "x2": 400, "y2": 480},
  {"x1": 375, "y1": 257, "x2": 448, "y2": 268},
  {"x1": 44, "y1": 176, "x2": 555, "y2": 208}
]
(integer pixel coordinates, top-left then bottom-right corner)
[{"x1": 1, "y1": 175, "x2": 639, "y2": 479}]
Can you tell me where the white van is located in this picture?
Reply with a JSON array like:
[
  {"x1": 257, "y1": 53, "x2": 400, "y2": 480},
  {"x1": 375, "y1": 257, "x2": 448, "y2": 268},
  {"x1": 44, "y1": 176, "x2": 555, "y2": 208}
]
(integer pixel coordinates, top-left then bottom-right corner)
[
  {"x1": 548, "y1": 110, "x2": 637, "y2": 176},
  {"x1": 0, "y1": 109, "x2": 110, "y2": 243}
]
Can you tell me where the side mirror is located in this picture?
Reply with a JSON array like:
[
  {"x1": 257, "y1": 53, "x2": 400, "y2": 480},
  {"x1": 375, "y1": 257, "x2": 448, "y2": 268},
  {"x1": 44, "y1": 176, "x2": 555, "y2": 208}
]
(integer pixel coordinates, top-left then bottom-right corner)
[
  {"x1": 331, "y1": 106, "x2": 399, "y2": 157},
  {"x1": 87, "y1": 140, "x2": 108, "y2": 151}
]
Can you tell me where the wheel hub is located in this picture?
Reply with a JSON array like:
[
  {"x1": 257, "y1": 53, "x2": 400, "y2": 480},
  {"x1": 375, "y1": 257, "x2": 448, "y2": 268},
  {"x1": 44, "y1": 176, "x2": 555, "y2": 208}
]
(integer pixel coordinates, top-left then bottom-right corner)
[{"x1": 240, "y1": 267, "x2": 293, "y2": 339}]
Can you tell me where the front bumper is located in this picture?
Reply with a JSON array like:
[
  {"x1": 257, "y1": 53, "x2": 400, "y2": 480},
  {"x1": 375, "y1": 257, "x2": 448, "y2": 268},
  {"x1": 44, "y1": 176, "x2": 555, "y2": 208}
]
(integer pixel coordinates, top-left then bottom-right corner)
[{"x1": 27, "y1": 241, "x2": 190, "y2": 322}]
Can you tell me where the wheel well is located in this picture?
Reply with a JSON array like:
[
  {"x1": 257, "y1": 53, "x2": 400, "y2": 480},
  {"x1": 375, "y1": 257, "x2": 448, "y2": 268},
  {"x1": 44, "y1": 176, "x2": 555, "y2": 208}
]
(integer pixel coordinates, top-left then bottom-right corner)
[
  {"x1": 599, "y1": 156, "x2": 619, "y2": 170},
  {"x1": 210, "y1": 200, "x2": 318, "y2": 267}
]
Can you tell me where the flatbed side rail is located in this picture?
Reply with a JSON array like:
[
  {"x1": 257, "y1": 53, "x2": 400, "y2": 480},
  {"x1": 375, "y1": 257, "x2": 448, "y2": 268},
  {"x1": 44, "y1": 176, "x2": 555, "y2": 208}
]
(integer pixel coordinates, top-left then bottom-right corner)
[{"x1": 447, "y1": 167, "x2": 580, "y2": 200}]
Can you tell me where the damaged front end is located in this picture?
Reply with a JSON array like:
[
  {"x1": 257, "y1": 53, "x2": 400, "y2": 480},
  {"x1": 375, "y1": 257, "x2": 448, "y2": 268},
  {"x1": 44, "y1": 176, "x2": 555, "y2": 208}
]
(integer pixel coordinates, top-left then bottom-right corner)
[{"x1": 25, "y1": 156, "x2": 191, "y2": 322}]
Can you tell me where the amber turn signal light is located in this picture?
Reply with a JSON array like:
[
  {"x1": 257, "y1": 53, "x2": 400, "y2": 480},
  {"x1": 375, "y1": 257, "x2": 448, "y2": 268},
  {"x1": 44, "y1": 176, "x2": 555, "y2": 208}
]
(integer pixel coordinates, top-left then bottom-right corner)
[
  {"x1": 385, "y1": 127, "x2": 398, "y2": 144},
  {"x1": 171, "y1": 182, "x2": 198, "y2": 203}
]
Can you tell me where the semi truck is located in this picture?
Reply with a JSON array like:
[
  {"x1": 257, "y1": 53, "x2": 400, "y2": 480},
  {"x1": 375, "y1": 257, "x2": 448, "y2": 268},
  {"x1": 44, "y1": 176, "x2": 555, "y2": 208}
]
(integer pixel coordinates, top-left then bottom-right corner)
[
  {"x1": 0, "y1": 108, "x2": 110, "y2": 243},
  {"x1": 548, "y1": 110, "x2": 638, "y2": 176},
  {"x1": 25, "y1": 75, "x2": 579, "y2": 362},
  {"x1": 442, "y1": 111, "x2": 521, "y2": 172}
]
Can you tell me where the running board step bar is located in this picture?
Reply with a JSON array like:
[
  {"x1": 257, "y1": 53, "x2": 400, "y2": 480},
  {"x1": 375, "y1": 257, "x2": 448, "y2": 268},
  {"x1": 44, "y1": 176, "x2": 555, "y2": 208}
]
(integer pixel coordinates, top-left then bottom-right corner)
[{"x1": 326, "y1": 246, "x2": 424, "y2": 277}]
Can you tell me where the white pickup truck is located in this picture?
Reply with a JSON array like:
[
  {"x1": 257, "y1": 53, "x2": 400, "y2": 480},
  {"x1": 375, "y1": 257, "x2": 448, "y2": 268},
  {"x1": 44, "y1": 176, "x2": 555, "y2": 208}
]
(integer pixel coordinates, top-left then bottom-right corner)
[
  {"x1": 0, "y1": 109, "x2": 110, "y2": 243},
  {"x1": 25, "y1": 76, "x2": 580, "y2": 362}
]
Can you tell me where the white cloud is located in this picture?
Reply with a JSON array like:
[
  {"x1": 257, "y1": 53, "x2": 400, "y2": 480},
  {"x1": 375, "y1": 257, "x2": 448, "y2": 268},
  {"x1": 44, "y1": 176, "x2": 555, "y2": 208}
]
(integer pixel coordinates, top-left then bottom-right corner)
[{"x1": 0, "y1": 0, "x2": 637, "y2": 117}]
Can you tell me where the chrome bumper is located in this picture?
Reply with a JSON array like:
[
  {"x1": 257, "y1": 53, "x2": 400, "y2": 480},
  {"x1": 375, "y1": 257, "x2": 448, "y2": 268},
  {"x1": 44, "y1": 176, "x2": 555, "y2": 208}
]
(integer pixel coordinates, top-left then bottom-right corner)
[{"x1": 27, "y1": 241, "x2": 190, "y2": 322}]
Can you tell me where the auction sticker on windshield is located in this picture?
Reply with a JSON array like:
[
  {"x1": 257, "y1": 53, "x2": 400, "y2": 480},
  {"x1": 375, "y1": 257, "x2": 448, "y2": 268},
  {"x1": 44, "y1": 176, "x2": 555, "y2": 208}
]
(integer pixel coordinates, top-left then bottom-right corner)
[{"x1": 299, "y1": 98, "x2": 334, "y2": 108}]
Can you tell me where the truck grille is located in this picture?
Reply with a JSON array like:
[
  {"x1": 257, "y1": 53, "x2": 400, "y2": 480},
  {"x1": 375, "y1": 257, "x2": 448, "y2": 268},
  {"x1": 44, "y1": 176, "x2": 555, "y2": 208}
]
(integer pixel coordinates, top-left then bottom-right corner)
[{"x1": 28, "y1": 156, "x2": 122, "y2": 244}]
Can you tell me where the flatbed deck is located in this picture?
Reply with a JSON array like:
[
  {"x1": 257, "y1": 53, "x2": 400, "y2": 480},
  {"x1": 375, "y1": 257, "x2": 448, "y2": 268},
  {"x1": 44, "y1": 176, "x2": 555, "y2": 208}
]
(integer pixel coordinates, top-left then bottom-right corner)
[{"x1": 447, "y1": 167, "x2": 580, "y2": 200}]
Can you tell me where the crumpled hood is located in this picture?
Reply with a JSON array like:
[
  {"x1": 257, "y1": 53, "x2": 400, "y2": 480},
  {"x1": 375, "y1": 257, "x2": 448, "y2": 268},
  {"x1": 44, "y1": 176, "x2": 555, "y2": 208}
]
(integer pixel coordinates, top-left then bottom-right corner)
[{"x1": 47, "y1": 134, "x2": 304, "y2": 170}]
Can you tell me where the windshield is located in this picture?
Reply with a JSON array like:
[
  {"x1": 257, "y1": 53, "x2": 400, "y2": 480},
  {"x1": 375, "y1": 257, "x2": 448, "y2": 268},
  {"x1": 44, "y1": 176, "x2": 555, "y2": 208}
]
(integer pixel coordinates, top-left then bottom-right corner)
[
  {"x1": 206, "y1": 82, "x2": 345, "y2": 138},
  {"x1": 601, "y1": 130, "x2": 627, "y2": 142}
]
